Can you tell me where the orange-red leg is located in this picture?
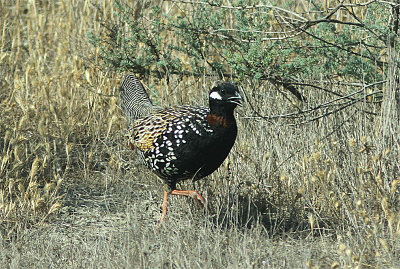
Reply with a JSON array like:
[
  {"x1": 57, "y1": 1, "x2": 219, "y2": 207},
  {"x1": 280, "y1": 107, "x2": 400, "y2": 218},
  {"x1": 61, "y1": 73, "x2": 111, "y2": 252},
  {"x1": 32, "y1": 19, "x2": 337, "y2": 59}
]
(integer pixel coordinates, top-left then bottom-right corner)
[
  {"x1": 170, "y1": 189, "x2": 207, "y2": 209},
  {"x1": 159, "y1": 189, "x2": 207, "y2": 225},
  {"x1": 160, "y1": 191, "x2": 169, "y2": 224}
]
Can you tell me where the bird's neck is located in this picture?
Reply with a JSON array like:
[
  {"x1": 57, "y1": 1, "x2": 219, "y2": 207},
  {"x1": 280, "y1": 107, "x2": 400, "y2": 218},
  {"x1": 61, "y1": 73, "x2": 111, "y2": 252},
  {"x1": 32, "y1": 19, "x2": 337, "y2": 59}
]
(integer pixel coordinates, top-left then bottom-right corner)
[{"x1": 207, "y1": 103, "x2": 236, "y2": 127}]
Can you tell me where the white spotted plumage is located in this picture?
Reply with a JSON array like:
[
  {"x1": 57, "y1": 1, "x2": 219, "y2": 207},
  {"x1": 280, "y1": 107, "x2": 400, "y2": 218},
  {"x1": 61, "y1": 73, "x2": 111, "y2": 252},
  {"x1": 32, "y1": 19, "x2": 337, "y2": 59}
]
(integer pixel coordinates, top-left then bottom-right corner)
[{"x1": 129, "y1": 105, "x2": 217, "y2": 181}]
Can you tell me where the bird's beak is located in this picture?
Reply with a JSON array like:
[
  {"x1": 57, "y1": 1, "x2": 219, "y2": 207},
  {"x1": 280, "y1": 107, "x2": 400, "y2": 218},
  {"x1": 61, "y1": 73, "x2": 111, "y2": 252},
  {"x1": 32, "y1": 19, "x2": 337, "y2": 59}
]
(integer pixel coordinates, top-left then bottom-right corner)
[{"x1": 227, "y1": 92, "x2": 243, "y2": 106}]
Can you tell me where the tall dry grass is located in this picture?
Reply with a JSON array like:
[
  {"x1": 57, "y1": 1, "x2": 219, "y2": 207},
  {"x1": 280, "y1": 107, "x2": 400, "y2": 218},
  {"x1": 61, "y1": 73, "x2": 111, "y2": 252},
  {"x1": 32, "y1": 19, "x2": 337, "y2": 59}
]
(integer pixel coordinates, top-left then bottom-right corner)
[{"x1": 0, "y1": 0, "x2": 122, "y2": 237}]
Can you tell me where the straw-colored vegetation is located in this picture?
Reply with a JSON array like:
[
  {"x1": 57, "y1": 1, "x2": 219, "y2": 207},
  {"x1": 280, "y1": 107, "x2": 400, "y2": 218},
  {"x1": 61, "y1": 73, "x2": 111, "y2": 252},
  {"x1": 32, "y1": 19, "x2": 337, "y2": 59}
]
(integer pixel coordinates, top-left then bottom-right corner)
[{"x1": 1, "y1": 0, "x2": 399, "y2": 268}]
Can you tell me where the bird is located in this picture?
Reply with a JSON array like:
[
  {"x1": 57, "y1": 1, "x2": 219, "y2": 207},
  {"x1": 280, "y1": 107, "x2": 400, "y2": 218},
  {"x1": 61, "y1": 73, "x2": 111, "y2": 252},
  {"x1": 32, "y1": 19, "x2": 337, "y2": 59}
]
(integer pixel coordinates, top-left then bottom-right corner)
[{"x1": 119, "y1": 74, "x2": 243, "y2": 223}]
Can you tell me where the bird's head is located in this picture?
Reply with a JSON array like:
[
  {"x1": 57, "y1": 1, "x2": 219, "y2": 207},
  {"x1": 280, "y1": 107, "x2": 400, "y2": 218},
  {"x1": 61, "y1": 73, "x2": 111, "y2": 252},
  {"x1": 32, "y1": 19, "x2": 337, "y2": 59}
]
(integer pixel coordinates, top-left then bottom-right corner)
[{"x1": 209, "y1": 82, "x2": 243, "y2": 109}]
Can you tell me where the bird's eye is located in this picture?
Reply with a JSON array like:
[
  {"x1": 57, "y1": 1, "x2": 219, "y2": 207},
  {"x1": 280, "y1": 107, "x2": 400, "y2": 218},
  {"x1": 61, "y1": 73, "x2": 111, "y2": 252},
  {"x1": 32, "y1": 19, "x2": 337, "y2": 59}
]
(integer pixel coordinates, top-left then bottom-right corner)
[{"x1": 220, "y1": 89, "x2": 226, "y2": 95}]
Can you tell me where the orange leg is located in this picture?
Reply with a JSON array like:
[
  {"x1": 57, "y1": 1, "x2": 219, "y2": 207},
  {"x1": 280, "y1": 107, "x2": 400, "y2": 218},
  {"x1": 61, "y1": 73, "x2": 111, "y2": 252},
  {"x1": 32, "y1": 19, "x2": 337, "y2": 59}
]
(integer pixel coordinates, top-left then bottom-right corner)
[
  {"x1": 159, "y1": 191, "x2": 169, "y2": 224},
  {"x1": 159, "y1": 189, "x2": 207, "y2": 225},
  {"x1": 170, "y1": 189, "x2": 207, "y2": 209}
]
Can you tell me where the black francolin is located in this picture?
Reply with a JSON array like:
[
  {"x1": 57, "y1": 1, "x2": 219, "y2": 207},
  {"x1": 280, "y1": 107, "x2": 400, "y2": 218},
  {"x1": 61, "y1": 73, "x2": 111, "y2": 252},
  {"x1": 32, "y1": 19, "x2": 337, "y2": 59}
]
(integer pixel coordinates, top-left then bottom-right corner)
[{"x1": 120, "y1": 74, "x2": 242, "y2": 223}]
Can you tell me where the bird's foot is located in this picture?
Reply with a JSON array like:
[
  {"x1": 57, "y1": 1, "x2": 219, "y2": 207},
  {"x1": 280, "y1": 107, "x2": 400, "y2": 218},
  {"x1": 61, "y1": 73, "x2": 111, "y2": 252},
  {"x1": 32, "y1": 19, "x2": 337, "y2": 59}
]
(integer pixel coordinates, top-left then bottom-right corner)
[
  {"x1": 170, "y1": 189, "x2": 207, "y2": 210},
  {"x1": 158, "y1": 189, "x2": 208, "y2": 227}
]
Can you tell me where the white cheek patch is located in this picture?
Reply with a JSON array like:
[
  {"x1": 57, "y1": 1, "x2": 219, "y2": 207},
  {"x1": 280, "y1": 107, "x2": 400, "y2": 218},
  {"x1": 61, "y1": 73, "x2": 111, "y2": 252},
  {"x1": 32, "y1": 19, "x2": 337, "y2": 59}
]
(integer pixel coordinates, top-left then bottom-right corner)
[{"x1": 209, "y1": 91, "x2": 222, "y2": 100}]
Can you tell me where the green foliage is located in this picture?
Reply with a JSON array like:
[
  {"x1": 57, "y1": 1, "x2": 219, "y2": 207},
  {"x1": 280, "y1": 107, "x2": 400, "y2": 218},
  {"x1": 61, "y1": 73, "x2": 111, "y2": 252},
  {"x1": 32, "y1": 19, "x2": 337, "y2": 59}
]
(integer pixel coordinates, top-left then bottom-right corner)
[{"x1": 89, "y1": 0, "x2": 389, "y2": 89}]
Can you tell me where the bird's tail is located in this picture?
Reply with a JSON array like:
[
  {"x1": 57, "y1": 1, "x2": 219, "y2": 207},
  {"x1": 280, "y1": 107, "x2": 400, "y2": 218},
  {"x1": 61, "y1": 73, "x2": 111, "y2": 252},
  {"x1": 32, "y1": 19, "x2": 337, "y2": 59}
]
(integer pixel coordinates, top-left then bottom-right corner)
[{"x1": 119, "y1": 74, "x2": 155, "y2": 124}]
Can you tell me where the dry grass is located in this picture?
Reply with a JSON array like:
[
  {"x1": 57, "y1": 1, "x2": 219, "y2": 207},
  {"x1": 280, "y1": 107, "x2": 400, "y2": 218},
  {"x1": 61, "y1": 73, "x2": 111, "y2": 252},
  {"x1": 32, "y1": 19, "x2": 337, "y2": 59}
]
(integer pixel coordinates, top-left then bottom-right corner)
[{"x1": 0, "y1": 0, "x2": 399, "y2": 268}]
